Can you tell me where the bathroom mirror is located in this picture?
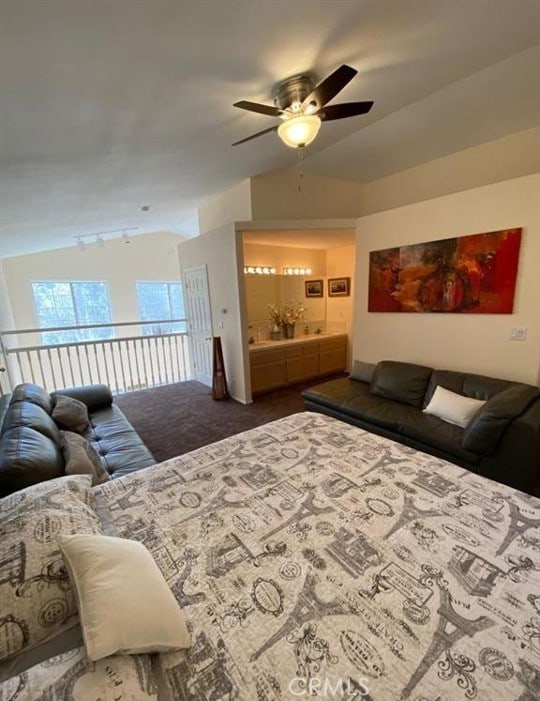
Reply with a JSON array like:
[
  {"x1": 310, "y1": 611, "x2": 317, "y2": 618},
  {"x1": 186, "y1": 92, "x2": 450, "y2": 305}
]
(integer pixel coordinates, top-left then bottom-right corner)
[{"x1": 245, "y1": 274, "x2": 327, "y2": 338}]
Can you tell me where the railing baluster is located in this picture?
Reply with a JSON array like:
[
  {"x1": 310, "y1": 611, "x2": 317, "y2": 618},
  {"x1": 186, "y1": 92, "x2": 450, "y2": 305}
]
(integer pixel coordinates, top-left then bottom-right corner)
[
  {"x1": 140, "y1": 338, "x2": 149, "y2": 390},
  {"x1": 157, "y1": 336, "x2": 164, "y2": 386},
  {"x1": 46, "y1": 348, "x2": 54, "y2": 390},
  {"x1": 166, "y1": 335, "x2": 173, "y2": 383},
  {"x1": 100, "y1": 343, "x2": 111, "y2": 388},
  {"x1": 26, "y1": 351, "x2": 36, "y2": 383},
  {"x1": 37, "y1": 349, "x2": 46, "y2": 387},
  {"x1": 65, "y1": 347, "x2": 74, "y2": 386},
  {"x1": 83, "y1": 344, "x2": 92, "y2": 384},
  {"x1": 132, "y1": 339, "x2": 141, "y2": 390},
  {"x1": 118, "y1": 341, "x2": 126, "y2": 392},
  {"x1": 91, "y1": 344, "x2": 99, "y2": 385},
  {"x1": 75, "y1": 345, "x2": 84, "y2": 385},
  {"x1": 148, "y1": 338, "x2": 156, "y2": 388},
  {"x1": 110, "y1": 342, "x2": 119, "y2": 394},
  {"x1": 174, "y1": 336, "x2": 184, "y2": 380}
]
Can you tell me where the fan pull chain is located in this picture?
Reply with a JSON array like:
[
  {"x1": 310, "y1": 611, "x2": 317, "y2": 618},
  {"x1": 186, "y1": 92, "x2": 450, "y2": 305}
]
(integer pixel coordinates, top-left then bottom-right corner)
[{"x1": 297, "y1": 146, "x2": 304, "y2": 192}]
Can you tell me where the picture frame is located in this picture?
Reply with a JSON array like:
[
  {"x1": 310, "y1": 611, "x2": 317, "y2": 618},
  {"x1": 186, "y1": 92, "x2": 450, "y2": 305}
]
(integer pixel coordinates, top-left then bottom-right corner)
[
  {"x1": 328, "y1": 277, "x2": 351, "y2": 297},
  {"x1": 305, "y1": 279, "x2": 324, "y2": 298}
]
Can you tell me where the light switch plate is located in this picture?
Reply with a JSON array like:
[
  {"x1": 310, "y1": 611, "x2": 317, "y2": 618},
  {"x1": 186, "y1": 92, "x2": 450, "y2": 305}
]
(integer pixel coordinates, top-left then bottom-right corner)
[{"x1": 510, "y1": 327, "x2": 527, "y2": 341}]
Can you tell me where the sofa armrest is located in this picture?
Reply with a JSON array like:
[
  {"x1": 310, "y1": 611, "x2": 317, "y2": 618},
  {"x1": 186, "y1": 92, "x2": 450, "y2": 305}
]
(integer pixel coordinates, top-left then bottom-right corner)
[
  {"x1": 52, "y1": 384, "x2": 113, "y2": 412},
  {"x1": 463, "y1": 384, "x2": 540, "y2": 455},
  {"x1": 478, "y1": 398, "x2": 540, "y2": 494}
]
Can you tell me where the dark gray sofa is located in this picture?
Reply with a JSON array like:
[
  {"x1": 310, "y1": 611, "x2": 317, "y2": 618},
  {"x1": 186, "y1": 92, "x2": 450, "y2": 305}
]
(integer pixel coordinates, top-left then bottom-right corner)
[
  {"x1": 0, "y1": 383, "x2": 155, "y2": 497},
  {"x1": 302, "y1": 360, "x2": 540, "y2": 495}
]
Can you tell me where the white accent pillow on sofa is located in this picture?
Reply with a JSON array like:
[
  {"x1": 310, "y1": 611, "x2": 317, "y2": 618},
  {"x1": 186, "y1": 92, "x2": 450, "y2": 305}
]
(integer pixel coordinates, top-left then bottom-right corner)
[
  {"x1": 59, "y1": 534, "x2": 191, "y2": 661},
  {"x1": 423, "y1": 385, "x2": 485, "y2": 428}
]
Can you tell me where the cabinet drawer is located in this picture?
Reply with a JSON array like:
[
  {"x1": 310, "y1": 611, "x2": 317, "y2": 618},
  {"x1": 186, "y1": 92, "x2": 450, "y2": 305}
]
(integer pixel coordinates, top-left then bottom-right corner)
[
  {"x1": 318, "y1": 336, "x2": 347, "y2": 352},
  {"x1": 250, "y1": 348, "x2": 287, "y2": 367}
]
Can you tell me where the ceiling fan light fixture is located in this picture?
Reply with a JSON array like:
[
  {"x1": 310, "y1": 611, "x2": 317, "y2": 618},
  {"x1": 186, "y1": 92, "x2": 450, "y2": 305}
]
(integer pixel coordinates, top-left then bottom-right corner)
[{"x1": 277, "y1": 114, "x2": 321, "y2": 148}]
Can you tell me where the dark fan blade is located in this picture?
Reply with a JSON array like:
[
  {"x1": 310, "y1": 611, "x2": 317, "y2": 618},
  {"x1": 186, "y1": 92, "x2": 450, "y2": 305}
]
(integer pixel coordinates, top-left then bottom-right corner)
[
  {"x1": 318, "y1": 101, "x2": 374, "y2": 121},
  {"x1": 233, "y1": 100, "x2": 282, "y2": 117},
  {"x1": 232, "y1": 125, "x2": 278, "y2": 146},
  {"x1": 303, "y1": 64, "x2": 358, "y2": 109}
]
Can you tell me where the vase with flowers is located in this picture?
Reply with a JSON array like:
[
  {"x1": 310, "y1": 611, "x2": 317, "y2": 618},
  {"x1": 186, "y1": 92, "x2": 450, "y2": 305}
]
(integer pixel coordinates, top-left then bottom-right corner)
[
  {"x1": 268, "y1": 304, "x2": 284, "y2": 340},
  {"x1": 268, "y1": 301, "x2": 305, "y2": 340}
]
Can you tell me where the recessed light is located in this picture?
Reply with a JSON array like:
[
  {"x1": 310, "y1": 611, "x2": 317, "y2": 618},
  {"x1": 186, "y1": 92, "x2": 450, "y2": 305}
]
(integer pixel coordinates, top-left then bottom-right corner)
[{"x1": 141, "y1": 205, "x2": 150, "y2": 211}]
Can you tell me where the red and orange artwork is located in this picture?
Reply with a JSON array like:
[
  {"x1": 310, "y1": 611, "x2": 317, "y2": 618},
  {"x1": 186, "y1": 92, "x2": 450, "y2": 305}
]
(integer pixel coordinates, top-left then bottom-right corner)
[{"x1": 368, "y1": 228, "x2": 522, "y2": 313}]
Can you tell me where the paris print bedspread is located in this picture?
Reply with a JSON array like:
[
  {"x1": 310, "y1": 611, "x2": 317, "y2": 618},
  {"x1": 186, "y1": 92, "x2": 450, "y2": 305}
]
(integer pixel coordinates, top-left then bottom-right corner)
[{"x1": 93, "y1": 411, "x2": 540, "y2": 700}]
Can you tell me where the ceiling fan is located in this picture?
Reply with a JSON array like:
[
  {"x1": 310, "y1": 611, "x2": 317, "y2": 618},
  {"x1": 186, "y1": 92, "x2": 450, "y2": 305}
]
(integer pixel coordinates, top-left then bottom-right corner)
[{"x1": 232, "y1": 64, "x2": 373, "y2": 148}]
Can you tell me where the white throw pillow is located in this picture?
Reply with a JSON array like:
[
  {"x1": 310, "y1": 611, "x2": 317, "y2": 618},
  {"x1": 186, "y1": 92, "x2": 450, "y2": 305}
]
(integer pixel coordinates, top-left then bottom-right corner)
[
  {"x1": 58, "y1": 534, "x2": 191, "y2": 661},
  {"x1": 423, "y1": 385, "x2": 485, "y2": 428}
]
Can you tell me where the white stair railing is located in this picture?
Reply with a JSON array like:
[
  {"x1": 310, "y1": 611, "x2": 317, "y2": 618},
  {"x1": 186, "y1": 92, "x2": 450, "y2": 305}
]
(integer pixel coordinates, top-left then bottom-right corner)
[{"x1": 0, "y1": 319, "x2": 190, "y2": 395}]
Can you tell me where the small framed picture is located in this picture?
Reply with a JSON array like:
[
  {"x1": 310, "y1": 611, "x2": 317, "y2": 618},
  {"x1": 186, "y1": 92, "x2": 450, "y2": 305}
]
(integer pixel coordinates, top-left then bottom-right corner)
[
  {"x1": 328, "y1": 277, "x2": 351, "y2": 297},
  {"x1": 305, "y1": 279, "x2": 324, "y2": 298}
]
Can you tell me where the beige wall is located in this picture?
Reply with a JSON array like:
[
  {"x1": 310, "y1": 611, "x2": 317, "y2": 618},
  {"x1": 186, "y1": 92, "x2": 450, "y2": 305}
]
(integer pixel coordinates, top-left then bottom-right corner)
[
  {"x1": 353, "y1": 173, "x2": 540, "y2": 385},
  {"x1": 0, "y1": 261, "x2": 15, "y2": 330},
  {"x1": 1, "y1": 232, "x2": 183, "y2": 333},
  {"x1": 198, "y1": 179, "x2": 252, "y2": 234},
  {"x1": 362, "y1": 126, "x2": 540, "y2": 215},
  {"x1": 177, "y1": 225, "x2": 249, "y2": 403},
  {"x1": 326, "y1": 245, "x2": 355, "y2": 368},
  {"x1": 250, "y1": 169, "x2": 364, "y2": 220}
]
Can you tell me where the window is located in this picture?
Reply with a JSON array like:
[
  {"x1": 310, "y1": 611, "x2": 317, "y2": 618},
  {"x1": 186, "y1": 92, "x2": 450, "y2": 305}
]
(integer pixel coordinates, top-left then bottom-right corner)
[
  {"x1": 136, "y1": 282, "x2": 186, "y2": 335},
  {"x1": 32, "y1": 281, "x2": 114, "y2": 344}
]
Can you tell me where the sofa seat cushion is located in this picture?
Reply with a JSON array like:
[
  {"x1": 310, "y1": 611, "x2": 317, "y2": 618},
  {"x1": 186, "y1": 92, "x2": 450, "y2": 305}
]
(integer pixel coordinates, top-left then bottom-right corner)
[
  {"x1": 398, "y1": 413, "x2": 480, "y2": 465},
  {"x1": 85, "y1": 405, "x2": 155, "y2": 477},
  {"x1": 370, "y1": 361, "x2": 433, "y2": 407},
  {"x1": 0, "y1": 426, "x2": 64, "y2": 497},
  {"x1": 302, "y1": 377, "x2": 370, "y2": 412}
]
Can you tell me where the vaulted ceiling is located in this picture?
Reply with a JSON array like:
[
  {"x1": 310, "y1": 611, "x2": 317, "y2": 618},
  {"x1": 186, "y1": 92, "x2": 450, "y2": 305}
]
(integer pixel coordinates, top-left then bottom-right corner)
[{"x1": 1, "y1": 0, "x2": 539, "y2": 256}]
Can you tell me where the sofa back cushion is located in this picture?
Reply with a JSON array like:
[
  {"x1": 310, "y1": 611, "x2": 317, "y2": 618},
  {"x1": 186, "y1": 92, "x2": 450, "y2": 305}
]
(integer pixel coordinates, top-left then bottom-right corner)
[
  {"x1": 424, "y1": 370, "x2": 514, "y2": 406},
  {"x1": 1, "y1": 400, "x2": 62, "y2": 443},
  {"x1": 462, "y1": 383, "x2": 540, "y2": 455},
  {"x1": 370, "y1": 361, "x2": 433, "y2": 407},
  {"x1": 10, "y1": 383, "x2": 52, "y2": 414},
  {"x1": 349, "y1": 360, "x2": 376, "y2": 384},
  {"x1": 0, "y1": 426, "x2": 64, "y2": 497}
]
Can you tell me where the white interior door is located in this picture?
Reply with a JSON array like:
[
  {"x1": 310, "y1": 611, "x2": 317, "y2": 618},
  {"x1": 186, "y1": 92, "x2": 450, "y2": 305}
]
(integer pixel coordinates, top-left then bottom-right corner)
[{"x1": 184, "y1": 265, "x2": 213, "y2": 386}]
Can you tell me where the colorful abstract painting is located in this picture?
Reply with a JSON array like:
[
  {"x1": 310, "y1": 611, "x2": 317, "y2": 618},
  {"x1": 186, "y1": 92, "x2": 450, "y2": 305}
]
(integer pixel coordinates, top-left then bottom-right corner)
[{"x1": 368, "y1": 228, "x2": 522, "y2": 313}]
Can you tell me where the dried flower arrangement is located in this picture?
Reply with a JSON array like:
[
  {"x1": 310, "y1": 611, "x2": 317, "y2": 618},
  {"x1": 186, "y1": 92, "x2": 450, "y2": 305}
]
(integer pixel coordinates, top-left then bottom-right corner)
[{"x1": 267, "y1": 301, "x2": 306, "y2": 327}]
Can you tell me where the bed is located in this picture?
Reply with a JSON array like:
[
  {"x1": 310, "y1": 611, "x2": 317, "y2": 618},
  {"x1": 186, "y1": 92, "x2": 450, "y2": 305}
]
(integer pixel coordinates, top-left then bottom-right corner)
[{"x1": 2, "y1": 412, "x2": 540, "y2": 700}]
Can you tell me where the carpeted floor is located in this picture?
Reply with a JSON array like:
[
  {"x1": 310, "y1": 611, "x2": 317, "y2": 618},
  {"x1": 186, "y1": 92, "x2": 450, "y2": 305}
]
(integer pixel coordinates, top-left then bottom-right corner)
[{"x1": 115, "y1": 379, "x2": 337, "y2": 463}]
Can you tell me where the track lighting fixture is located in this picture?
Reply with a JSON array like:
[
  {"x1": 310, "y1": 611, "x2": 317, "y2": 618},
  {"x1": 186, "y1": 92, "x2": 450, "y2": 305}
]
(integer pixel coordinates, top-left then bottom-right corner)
[{"x1": 73, "y1": 227, "x2": 138, "y2": 250}]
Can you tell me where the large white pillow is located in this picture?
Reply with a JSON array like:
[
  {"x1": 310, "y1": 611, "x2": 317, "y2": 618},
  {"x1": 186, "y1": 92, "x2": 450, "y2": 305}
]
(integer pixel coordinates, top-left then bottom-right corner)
[
  {"x1": 59, "y1": 534, "x2": 191, "y2": 661},
  {"x1": 0, "y1": 647, "x2": 158, "y2": 701},
  {"x1": 423, "y1": 385, "x2": 485, "y2": 428},
  {"x1": 0, "y1": 475, "x2": 101, "y2": 662}
]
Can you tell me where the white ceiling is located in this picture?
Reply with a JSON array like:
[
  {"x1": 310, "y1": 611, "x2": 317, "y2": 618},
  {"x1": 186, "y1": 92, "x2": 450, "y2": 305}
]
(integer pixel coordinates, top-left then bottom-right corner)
[{"x1": 1, "y1": 0, "x2": 539, "y2": 257}]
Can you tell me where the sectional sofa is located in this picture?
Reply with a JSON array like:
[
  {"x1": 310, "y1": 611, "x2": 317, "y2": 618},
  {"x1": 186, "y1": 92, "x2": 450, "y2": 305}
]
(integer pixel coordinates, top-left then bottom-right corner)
[
  {"x1": 0, "y1": 383, "x2": 155, "y2": 496},
  {"x1": 302, "y1": 360, "x2": 540, "y2": 495}
]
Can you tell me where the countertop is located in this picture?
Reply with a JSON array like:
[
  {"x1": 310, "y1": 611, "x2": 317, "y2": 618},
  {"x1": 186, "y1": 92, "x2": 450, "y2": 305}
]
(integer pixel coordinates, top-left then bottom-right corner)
[{"x1": 248, "y1": 332, "x2": 346, "y2": 353}]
